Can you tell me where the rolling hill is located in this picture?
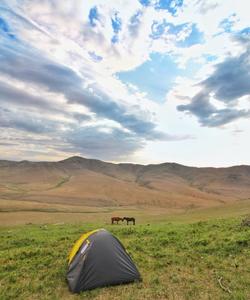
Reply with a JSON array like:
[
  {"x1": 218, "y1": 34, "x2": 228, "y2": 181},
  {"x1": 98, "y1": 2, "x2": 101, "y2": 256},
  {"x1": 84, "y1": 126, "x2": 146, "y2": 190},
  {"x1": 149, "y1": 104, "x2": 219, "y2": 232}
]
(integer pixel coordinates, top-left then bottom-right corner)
[{"x1": 1, "y1": 156, "x2": 250, "y2": 211}]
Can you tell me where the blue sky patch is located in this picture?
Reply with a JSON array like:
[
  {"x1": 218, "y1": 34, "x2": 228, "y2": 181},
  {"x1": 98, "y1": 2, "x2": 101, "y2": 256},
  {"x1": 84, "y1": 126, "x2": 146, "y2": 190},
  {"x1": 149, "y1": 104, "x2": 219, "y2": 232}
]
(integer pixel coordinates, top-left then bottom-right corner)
[
  {"x1": 240, "y1": 27, "x2": 250, "y2": 36},
  {"x1": 151, "y1": 21, "x2": 189, "y2": 40},
  {"x1": 130, "y1": 10, "x2": 142, "y2": 26},
  {"x1": 151, "y1": 21, "x2": 167, "y2": 39},
  {"x1": 203, "y1": 54, "x2": 217, "y2": 62},
  {"x1": 167, "y1": 22, "x2": 188, "y2": 35},
  {"x1": 117, "y1": 53, "x2": 200, "y2": 103},
  {"x1": 88, "y1": 6, "x2": 98, "y2": 27},
  {"x1": 111, "y1": 35, "x2": 119, "y2": 44},
  {"x1": 138, "y1": 0, "x2": 151, "y2": 6},
  {"x1": 176, "y1": 24, "x2": 204, "y2": 47},
  {"x1": 155, "y1": 0, "x2": 183, "y2": 15},
  {"x1": 111, "y1": 12, "x2": 122, "y2": 43},
  {"x1": 151, "y1": 21, "x2": 203, "y2": 47},
  {"x1": 219, "y1": 15, "x2": 235, "y2": 33},
  {"x1": 111, "y1": 13, "x2": 122, "y2": 34},
  {"x1": 0, "y1": 17, "x2": 15, "y2": 39}
]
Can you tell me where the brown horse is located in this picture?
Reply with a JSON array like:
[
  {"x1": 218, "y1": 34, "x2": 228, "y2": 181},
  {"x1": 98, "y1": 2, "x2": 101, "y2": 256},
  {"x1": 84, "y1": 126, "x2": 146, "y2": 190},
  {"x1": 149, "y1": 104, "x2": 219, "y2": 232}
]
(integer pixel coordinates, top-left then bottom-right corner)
[
  {"x1": 123, "y1": 217, "x2": 135, "y2": 225},
  {"x1": 111, "y1": 217, "x2": 123, "y2": 225}
]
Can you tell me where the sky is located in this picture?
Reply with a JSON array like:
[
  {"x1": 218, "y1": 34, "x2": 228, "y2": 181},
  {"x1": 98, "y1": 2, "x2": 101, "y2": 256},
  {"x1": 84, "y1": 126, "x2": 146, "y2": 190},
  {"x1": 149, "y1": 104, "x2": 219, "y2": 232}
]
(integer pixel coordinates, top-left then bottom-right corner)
[{"x1": 0, "y1": 0, "x2": 250, "y2": 166}]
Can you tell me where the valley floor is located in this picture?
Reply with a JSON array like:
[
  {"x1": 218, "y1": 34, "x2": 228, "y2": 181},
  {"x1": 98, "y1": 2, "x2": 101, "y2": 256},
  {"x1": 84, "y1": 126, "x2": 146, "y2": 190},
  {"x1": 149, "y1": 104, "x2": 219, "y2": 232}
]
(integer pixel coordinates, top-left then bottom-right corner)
[
  {"x1": 0, "y1": 198, "x2": 250, "y2": 226},
  {"x1": 0, "y1": 203, "x2": 250, "y2": 300}
]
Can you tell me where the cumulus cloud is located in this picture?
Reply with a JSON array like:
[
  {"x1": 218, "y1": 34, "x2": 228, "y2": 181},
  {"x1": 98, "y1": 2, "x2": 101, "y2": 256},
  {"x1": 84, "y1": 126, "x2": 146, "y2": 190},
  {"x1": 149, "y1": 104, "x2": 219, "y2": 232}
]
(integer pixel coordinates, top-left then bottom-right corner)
[{"x1": 177, "y1": 36, "x2": 250, "y2": 127}]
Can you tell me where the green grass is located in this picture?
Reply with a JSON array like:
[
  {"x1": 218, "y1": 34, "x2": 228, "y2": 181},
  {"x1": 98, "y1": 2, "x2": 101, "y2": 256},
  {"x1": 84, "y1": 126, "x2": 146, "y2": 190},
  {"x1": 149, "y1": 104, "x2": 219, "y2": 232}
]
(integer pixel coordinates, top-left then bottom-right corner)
[{"x1": 0, "y1": 217, "x2": 249, "y2": 300}]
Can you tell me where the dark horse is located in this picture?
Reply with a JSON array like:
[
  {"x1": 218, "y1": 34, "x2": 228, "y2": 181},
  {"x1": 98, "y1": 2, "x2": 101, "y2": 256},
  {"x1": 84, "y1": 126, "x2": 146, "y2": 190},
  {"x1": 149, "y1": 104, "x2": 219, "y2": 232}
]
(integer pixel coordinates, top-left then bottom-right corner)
[
  {"x1": 111, "y1": 217, "x2": 123, "y2": 225},
  {"x1": 123, "y1": 217, "x2": 135, "y2": 225}
]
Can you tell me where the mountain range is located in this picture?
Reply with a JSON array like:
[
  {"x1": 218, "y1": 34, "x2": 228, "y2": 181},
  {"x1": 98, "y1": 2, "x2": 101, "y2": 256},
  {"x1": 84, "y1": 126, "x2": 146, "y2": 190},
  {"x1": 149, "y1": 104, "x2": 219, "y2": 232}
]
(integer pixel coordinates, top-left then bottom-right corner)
[{"x1": 1, "y1": 156, "x2": 250, "y2": 210}]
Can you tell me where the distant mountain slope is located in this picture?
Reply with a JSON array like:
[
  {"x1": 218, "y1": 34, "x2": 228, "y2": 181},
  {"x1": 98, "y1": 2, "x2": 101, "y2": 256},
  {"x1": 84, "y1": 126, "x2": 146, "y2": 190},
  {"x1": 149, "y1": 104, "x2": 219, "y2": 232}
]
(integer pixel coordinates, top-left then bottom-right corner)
[{"x1": 0, "y1": 156, "x2": 250, "y2": 209}]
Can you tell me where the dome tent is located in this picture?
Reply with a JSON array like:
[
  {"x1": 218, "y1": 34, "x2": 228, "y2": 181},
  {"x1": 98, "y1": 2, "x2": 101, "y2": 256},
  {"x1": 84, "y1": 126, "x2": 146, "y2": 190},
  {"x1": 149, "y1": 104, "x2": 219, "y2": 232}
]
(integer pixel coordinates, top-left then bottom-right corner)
[{"x1": 67, "y1": 229, "x2": 141, "y2": 293}]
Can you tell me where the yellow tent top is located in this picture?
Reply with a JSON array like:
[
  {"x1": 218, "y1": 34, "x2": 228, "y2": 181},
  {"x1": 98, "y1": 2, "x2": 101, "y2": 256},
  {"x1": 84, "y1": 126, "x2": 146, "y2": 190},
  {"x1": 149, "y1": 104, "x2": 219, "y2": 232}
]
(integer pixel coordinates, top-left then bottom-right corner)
[{"x1": 68, "y1": 229, "x2": 102, "y2": 264}]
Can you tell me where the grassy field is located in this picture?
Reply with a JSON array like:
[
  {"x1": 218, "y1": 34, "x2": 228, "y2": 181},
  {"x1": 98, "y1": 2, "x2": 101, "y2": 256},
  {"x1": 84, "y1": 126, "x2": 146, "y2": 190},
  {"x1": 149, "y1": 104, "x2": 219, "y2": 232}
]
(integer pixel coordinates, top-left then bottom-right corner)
[
  {"x1": 0, "y1": 213, "x2": 250, "y2": 299},
  {"x1": 1, "y1": 198, "x2": 250, "y2": 226}
]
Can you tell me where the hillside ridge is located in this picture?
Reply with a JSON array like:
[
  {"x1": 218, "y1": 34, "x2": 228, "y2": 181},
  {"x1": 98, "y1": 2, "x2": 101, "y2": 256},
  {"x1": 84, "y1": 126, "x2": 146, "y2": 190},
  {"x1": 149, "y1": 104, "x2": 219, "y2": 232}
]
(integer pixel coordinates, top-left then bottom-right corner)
[
  {"x1": 1, "y1": 156, "x2": 250, "y2": 210},
  {"x1": 1, "y1": 155, "x2": 249, "y2": 169}
]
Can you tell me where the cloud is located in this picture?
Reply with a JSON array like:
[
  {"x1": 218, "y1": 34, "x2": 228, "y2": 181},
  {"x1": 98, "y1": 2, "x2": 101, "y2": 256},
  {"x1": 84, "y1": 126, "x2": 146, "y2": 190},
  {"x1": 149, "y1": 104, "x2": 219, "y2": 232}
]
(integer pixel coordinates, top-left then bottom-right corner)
[
  {"x1": 0, "y1": 107, "x2": 61, "y2": 133},
  {"x1": 177, "y1": 36, "x2": 250, "y2": 126},
  {"x1": 202, "y1": 43, "x2": 250, "y2": 103},
  {"x1": 0, "y1": 41, "x2": 163, "y2": 139},
  {"x1": 1, "y1": 0, "x2": 249, "y2": 163},
  {"x1": 0, "y1": 80, "x2": 61, "y2": 113},
  {"x1": 178, "y1": 92, "x2": 250, "y2": 127},
  {"x1": 66, "y1": 126, "x2": 144, "y2": 160},
  {"x1": 0, "y1": 5, "x2": 190, "y2": 161}
]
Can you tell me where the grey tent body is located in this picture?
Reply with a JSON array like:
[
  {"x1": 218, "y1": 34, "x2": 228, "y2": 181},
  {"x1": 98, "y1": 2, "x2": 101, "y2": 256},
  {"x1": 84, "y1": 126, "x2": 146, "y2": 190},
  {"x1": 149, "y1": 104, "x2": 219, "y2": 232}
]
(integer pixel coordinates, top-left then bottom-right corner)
[{"x1": 67, "y1": 229, "x2": 141, "y2": 293}]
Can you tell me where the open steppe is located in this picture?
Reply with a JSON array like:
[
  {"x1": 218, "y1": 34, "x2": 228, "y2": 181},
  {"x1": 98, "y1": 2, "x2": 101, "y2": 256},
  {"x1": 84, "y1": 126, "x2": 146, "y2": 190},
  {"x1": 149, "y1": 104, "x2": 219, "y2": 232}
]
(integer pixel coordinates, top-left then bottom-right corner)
[
  {"x1": 1, "y1": 156, "x2": 250, "y2": 299},
  {"x1": 1, "y1": 209, "x2": 250, "y2": 300},
  {"x1": 1, "y1": 156, "x2": 250, "y2": 225}
]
